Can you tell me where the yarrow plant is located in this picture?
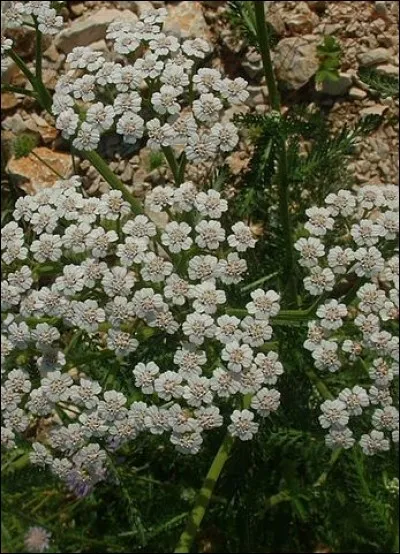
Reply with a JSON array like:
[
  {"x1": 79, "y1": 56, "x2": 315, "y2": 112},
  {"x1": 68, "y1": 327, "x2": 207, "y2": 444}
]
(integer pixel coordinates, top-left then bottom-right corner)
[
  {"x1": 1, "y1": 2, "x2": 399, "y2": 553},
  {"x1": 297, "y1": 185, "x2": 399, "y2": 454}
]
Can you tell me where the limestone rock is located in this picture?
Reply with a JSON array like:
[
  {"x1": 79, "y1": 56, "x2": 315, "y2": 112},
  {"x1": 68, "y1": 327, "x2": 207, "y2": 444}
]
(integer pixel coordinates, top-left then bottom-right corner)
[
  {"x1": 375, "y1": 64, "x2": 399, "y2": 76},
  {"x1": 349, "y1": 87, "x2": 368, "y2": 100},
  {"x1": 273, "y1": 37, "x2": 319, "y2": 90},
  {"x1": 55, "y1": 8, "x2": 138, "y2": 53},
  {"x1": 7, "y1": 147, "x2": 73, "y2": 194},
  {"x1": 360, "y1": 104, "x2": 388, "y2": 117},
  {"x1": 1, "y1": 92, "x2": 20, "y2": 111},
  {"x1": 284, "y1": 2, "x2": 319, "y2": 34},
  {"x1": 163, "y1": 1, "x2": 211, "y2": 40},
  {"x1": 358, "y1": 48, "x2": 392, "y2": 67}
]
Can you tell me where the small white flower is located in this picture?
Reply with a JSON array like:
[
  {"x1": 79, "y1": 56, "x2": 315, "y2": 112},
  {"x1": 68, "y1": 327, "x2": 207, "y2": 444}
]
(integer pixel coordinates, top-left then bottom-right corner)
[
  {"x1": 319, "y1": 399, "x2": 349, "y2": 429},
  {"x1": 195, "y1": 220, "x2": 226, "y2": 250},
  {"x1": 305, "y1": 207, "x2": 334, "y2": 236},
  {"x1": 86, "y1": 102, "x2": 115, "y2": 132},
  {"x1": 151, "y1": 85, "x2": 181, "y2": 116},
  {"x1": 221, "y1": 341, "x2": 253, "y2": 373},
  {"x1": 228, "y1": 222, "x2": 256, "y2": 252},
  {"x1": 251, "y1": 388, "x2": 280, "y2": 417},
  {"x1": 228, "y1": 409, "x2": 259, "y2": 441},
  {"x1": 193, "y1": 93, "x2": 222, "y2": 124},
  {"x1": 154, "y1": 371, "x2": 183, "y2": 401},
  {"x1": 359, "y1": 430, "x2": 390, "y2": 455},
  {"x1": 116, "y1": 113, "x2": 145, "y2": 144},
  {"x1": 133, "y1": 362, "x2": 160, "y2": 394},
  {"x1": 316, "y1": 299, "x2": 348, "y2": 330},
  {"x1": 182, "y1": 312, "x2": 216, "y2": 345},
  {"x1": 161, "y1": 222, "x2": 193, "y2": 253},
  {"x1": 339, "y1": 386, "x2": 370, "y2": 416},
  {"x1": 325, "y1": 427, "x2": 355, "y2": 450},
  {"x1": 312, "y1": 340, "x2": 341, "y2": 372},
  {"x1": 246, "y1": 289, "x2": 280, "y2": 320},
  {"x1": 295, "y1": 237, "x2": 325, "y2": 268},
  {"x1": 254, "y1": 351, "x2": 284, "y2": 385},
  {"x1": 73, "y1": 123, "x2": 100, "y2": 151},
  {"x1": 190, "y1": 281, "x2": 226, "y2": 314},
  {"x1": 216, "y1": 77, "x2": 249, "y2": 104}
]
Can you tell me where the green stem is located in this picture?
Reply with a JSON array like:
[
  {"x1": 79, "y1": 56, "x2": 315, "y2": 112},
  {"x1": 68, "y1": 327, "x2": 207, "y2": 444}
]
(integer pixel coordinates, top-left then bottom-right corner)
[
  {"x1": 163, "y1": 146, "x2": 182, "y2": 184},
  {"x1": 305, "y1": 368, "x2": 334, "y2": 400},
  {"x1": 34, "y1": 21, "x2": 42, "y2": 82},
  {"x1": 8, "y1": 49, "x2": 52, "y2": 112},
  {"x1": 174, "y1": 396, "x2": 252, "y2": 553},
  {"x1": 1, "y1": 84, "x2": 37, "y2": 98},
  {"x1": 253, "y1": 1, "x2": 298, "y2": 308},
  {"x1": 277, "y1": 146, "x2": 298, "y2": 307},
  {"x1": 174, "y1": 433, "x2": 235, "y2": 553},
  {"x1": 83, "y1": 150, "x2": 143, "y2": 215},
  {"x1": 253, "y1": 2, "x2": 280, "y2": 111},
  {"x1": 30, "y1": 152, "x2": 65, "y2": 179}
]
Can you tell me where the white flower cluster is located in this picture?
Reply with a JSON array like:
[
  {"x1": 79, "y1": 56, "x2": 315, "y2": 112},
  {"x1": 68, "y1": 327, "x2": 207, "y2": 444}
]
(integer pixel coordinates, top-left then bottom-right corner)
[
  {"x1": 1, "y1": 176, "x2": 282, "y2": 495},
  {"x1": 1, "y1": 1, "x2": 63, "y2": 72},
  {"x1": 296, "y1": 185, "x2": 399, "y2": 455},
  {"x1": 51, "y1": 8, "x2": 248, "y2": 162}
]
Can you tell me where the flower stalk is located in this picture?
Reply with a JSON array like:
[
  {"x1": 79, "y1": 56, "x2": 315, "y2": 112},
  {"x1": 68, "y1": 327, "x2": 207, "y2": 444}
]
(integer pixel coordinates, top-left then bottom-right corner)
[{"x1": 253, "y1": 1, "x2": 298, "y2": 308}]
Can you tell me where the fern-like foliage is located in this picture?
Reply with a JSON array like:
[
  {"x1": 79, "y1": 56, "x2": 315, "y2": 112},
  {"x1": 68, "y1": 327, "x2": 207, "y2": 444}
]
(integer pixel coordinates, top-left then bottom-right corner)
[
  {"x1": 226, "y1": 1, "x2": 279, "y2": 50},
  {"x1": 359, "y1": 67, "x2": 399, "y2": 99},
  {"x1": 232, "y1": 108, "x2": 383, "y2": 284}
]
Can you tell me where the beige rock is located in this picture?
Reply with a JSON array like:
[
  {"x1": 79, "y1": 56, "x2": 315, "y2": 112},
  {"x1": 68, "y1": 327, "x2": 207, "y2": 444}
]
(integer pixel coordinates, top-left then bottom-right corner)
[
  {"x1": 349, "y1": 87, "x2": 368, "y2": 100},
  {"x1": 163, "y1": 1, "x2": 211, "y2": 40},
  {"x1": 55, "y1": 8, "x2": 138, "y2": 53},
  {"x1": 358, "y1": 48, "x2": 392, "y2": 67},
  {"x1": 284, "y1": 2, "x2": 319, "y2": 34},
  {"x1": 360, "y1": 104, "x2": 388, "y2": 117},
  {"x1": 1, "y1": 92, "x2": 20, "y2": 111},
  {"x1": 273, "y1": 37, "x2": 319, "y2": 90},
  {"x1": 7, "y1": 147, "x2": 73, "y2": 194},
  {"x1": 375, "y1": 64, "x2": 399, "y2": 76}
]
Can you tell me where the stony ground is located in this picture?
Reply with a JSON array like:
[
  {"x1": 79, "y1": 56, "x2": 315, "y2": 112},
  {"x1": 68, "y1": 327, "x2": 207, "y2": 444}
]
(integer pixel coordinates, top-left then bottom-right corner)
[{"x1": 2, "y1": 0, "x2": 399, "y2": 196}]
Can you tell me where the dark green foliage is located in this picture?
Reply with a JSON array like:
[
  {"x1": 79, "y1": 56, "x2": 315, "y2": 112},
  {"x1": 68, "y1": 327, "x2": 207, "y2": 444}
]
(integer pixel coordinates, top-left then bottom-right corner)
[
  {"x1": 316, "y1": 36, "x2": 343, "y2": 83},
  {"x1": 232, "y1": 108, "x2": 383, "y2": 286},
  {"x1": 358, "y1": 67, "x2": 400, "y2": 99},
  {"x1": 12, "y1": 133, "x2": 39, "y2": 159},
  {"x1": 226, "y1": 1, "x2": 279, "y2": 50}
]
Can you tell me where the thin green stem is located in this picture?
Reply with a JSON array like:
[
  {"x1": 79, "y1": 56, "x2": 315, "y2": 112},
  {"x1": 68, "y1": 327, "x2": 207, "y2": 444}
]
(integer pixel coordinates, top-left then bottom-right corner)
[
  {"x1": 174, "y1": 396, "x2": 252, "y2": 553},
  {"x1": 162, "y1": 146, "x2": 182, "y2": 184},
  {"x1": 30, "y1": 152, "x2": 65, "y2": 179},
  {"x1": 1, "y1": 84, "x2": 37, "y2": 98},
  {"x1": 253, "y1": 2, "x2": 280, "y2": 111},
  {"x1": 174, "y1": 433, "x2": 235, "y2": 553},
  {"x1": 83, "y1": 150, "x2": 144, "y2": 215},
  {"x1": 305, "y1": 368, "x2": 334, "y2": 400},
  {"x1": 34, "y1": 21, "x2": 42, "y2": 82},
  {"x1": 8, "y1": 49, "x2": 52, "y2": 112},
  {"x1": 253, "y1": 1, "x2": 298, "y2": 308}
]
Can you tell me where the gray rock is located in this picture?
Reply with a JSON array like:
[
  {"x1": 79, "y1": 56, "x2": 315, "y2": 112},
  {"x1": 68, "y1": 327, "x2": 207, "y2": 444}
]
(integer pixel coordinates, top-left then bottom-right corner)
[
  {"x1": 242, "y1": 49, "x2": 263, "y2": 80},
  {"x1": 273, "y1": 37, "x2": 319, "y2": 90},
  {"x1": 55, "y1": 8, "x2": 138, "y2": 53},
  {"x1": 357, "y1": 48, "x2": 392, "y2": 67},
  {"x1": 2, "y1": 113, "x2": 28, "y2": 134},
  {"x1": 374, "y1": 1, "x2": 389, "y2": 18},
  {"x1": 319, "y1": 73, "x2": 353, "y2": 96}
]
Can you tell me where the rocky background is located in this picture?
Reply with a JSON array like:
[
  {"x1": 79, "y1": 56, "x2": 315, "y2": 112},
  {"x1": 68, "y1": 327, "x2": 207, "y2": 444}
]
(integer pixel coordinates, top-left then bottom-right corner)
[{"x1": 2, "y1": 0, "x2": 399, "y2": 196}]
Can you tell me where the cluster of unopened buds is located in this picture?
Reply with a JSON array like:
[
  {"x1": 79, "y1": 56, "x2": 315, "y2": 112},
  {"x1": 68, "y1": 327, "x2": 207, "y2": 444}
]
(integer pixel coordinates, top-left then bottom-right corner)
[
  {"x1": 1, "y1": 175, "x2": 284, "y2": 495},
  {"x1": 296, "y1": 185, "x2": 399, "y2": 454}
]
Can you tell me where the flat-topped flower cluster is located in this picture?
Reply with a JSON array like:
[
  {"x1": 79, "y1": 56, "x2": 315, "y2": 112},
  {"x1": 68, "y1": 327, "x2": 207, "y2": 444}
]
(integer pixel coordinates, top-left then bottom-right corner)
[
  {"x1": 1, "y1": 176, "x2": 283, "y2": 495},
  {"x1": 296, "y1": 185, "x2": 399, "y2": 455},
  {"x1": 50, "y1": 7, "x2": 248, "y2": 162}
]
